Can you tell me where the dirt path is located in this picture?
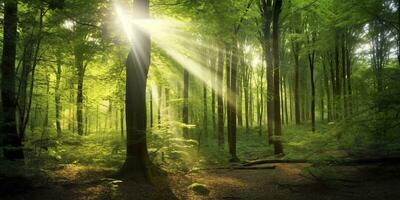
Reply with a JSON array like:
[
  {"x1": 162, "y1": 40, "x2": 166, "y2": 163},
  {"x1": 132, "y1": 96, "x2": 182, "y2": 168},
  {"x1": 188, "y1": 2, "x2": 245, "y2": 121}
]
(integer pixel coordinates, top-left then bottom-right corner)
[
  {"x1": 2, "y1": 163, "x2": 400, "y2": 200},
  {"x1": 175, "y1": 163, "x2": 400, "y2": 200}
]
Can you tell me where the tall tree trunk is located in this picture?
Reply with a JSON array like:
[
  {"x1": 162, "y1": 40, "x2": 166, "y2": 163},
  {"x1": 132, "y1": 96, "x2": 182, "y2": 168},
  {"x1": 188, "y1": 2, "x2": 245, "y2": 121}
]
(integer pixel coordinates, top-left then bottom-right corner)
[
  {"x1": 342, "y1": 33, "x2": 348, "y2": 118},
  {"x1": 308, "y1": 46, "x2": 316, "y2": 132},
  {"x1": 283, "y1": 76, "x2": 289, "y2": 125},
  {"x1": 120, "y1": 0, "x2": 152, "y2": 182},
  {"x1": 280, "y1": 76, "x2": 285, "y2": 125},
  {"x1": 323, "y1": 59, "x2": 332, "y2": 121},
  {"x1": 75, "y1": 47, "x2": 85, "y2": 136},
  {"x1": 211, "y1": 49, "x2": 217, "y2": 132},
  {"x1": 158, "y1": 85, "x2": 162, "y2": 127},
  {"x1": 289, "y1": 74, "x2": 294, "y2": 123},
  {"x1": 244, "y1": 63, "x2": 250, "y2": 133},
  {"x1": 228, "y1": 41, "x2": 239, "y2": 161},
  {"x1": 329, "y1": 54, "x2": 336, "y2": 120},
  {"x1": 237, "y1": 54, "x2": 243, "y2": 128},
  {"x1": 203, "y1": 82, "x2": 208, "y2": 140},
  {"x1": 291, "y1": 40, "x2": 301, "y2": 125},
  {"x1": 183, "y1": 68, "x2": 189, "y2": 138},
  {"x1": 249, "y1": 74, "x2": 254, "y2": 127},
  {"x1": 334, "y1": 34, "x2": 341, "y2": 119},
  {"x1": 1, "y1": 0, "x2": 24, "y2": 160},
  {"x1": 225, "y1": 47, "x2": 231, "y2": 148},
  {"x1": 18, "y1": 40, "x2": 32, "y2": 139},
  {"x1": 55, "y1": 54, "x2": 62, "y2": 137},
  {"x1": 149, "y1": 88, "x2": 153, "y2": 127},
  {"x1": 346, "y1": 47, "x2": 353, "y2": 116},
  {"x1": 165, "y1": 88, "x2": 169, "y2": 120},
  {"x1": 217, "y1": 48, "x2": 225, "y2": 148},
  {"x1": 272, "y1": 0, "x2": 283, "y2": 155},
  {"x1": 261, "y1": 0, "x2": 274, "y2": 144},
  {"x1": 120, "y1": 107, "x2": 124, "y2": 139}
]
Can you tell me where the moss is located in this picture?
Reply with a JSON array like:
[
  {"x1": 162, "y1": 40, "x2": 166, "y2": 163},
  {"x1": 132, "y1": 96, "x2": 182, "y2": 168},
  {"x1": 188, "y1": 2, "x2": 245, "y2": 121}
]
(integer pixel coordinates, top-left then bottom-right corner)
[{"x1": 188, "y1": 183, "x2": 210, "y2": 196}]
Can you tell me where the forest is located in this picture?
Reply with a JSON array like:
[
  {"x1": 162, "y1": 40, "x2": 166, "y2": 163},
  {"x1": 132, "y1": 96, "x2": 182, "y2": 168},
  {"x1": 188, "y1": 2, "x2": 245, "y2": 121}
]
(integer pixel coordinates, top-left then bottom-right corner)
[{"x1": 0, "y1": 0, "x2": 399, "y2": 199}]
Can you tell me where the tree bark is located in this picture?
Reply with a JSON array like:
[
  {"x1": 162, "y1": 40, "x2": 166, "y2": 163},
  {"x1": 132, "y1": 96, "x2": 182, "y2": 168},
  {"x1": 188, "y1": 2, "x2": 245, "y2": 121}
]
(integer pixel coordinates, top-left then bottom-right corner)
[
  {"x1": 183, "y1": 69, "x2": 189, "y2": 138},
  {"x1": 74, "y1": 46, "x2": 85, "y2": 135},
  {"x1": 323, "y1": 60, "x2": 332, "y2": 121},
  {"x1": 291, "y1": 40, "x2": 301, "y2": 125},
  {"x1": 1, "y1": 0, "x2": 24, "y2": 160},
  {"x1": 217, "y1": 48, "x2": 225, "y2": 148},
  {"x1": 203, "y1": 81, "x2": 208, "y2": 139},
  {"x1": 283, "y1": 76, "x2": 288, "y2": 125},
  {"x1": 211, "y1": 50, "x2": 217, "y2": 132},
  {"x1": 308, "y1": 44, "x2": 316, "y2": 132},
  {"x1": 261, "y1": 0, "x2": 274, "y2": 144},
  {"x1": 149, "y1": 88, "x2": 153, "y2": 128},
  {"x1": 55, "y1": 54, "x2": 62, "y2": 137},
  {"x1": 120, "y1": 0, "x2": 152, "y2": 182},
  {"x1": 158, "y1": 85, "x2": 162, "y2": 127},
  {"x1": 225, "y1": 47, "x2": 232, "y2": 149},
  {"x1": 341, "y1": 33, "x2": 348, "y2": 118},
  {"x1": 272, "y1": 0, "x2": 283, "y2": 155},
  {"x1": 228, "y1": 41, "x2": 239, "y2": 161},
  {"x1": 334, "y1": 33, "x2": 341, "y2": 119}
]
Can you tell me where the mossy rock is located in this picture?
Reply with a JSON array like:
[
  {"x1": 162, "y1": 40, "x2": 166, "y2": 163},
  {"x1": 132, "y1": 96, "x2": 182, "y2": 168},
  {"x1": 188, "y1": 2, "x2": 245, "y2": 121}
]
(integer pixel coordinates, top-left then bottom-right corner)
[{"x1": 188, "y1": 183, "x2": 210, "y2": 196}]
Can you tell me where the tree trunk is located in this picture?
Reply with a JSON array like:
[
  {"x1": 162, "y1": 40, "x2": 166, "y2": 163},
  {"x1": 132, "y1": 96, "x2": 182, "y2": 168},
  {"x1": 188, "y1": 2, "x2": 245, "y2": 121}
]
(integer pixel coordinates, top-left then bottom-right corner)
[
  {"x1": 217, "y1": 48, "x2": 225, "y2": 148},
  {"x1": 237, "y1": 53, "x2": 243, "y2": 128},
  {"x1": 272, "y1": 0, "x2": 283, "y2": 155},
  {"x1": 291, "y1": 40, "x2": 301, "y2": 125},
  {"x1": 149, "y1": 88, "x2": 153, "y2": 127},
  {"x1": 329, "y1": 54, "x2": 336, "y2": 120},
  {"x1": 183, "y1": 68, "x2": 189, "y2": 138},
  {"x1": 283, "y1": 76, "x2": 288, "y2": 125},
  {"x1": 342, "y1": 33, "x2": 348, "y2": 118},
  {"x1": 334, "y1": 34, "x2": 341, "y2": 119},
  {"x1": 308, "y1": 46, "x2": 316, "y2": 132},
  {"x1": 346, "y1": 46, "x2": 353, "y2": 116},
  {"x1": 280, "y1": 76, "x2": 285, "y2": 125},
  {"x1": 323, "y1": 59, "x2": 332, "y2": 121},
  {"x1": 120, "y1": 0, "x2": 152, "y2": 182},
  {"x1": 244, "y1": 63, "x2": 250, "y2": 133},
  {"x1": 158, "y1": 85, "x2": 162, "y2": 127},
  {"x1": 228, "y1": 41, "x2": 239, "y2": 161},
  {"x1": 75, "y1": 46, "x2": 85, "y2": 135},
  {"x1": 1, "y1": 0, "x2": 24, "y2": 160},
  {"x1": 225, "y1": 47, "x2": 231, "y2": 149},
  {"x1": 261, "y1": 0, "x2": 274, "y2": 144},
  {"x1": 289, "y1": 74, "x2": 293, "y2": 123},
  {"x1": 55, "y1": 54, "x2": 62, "y2": 137},
  {"x1": 203, "y1": 82, "x2": 208, "y2": 139},
  {"x1": 211, "y1": 49, "x2": 217, "y2": 132}
]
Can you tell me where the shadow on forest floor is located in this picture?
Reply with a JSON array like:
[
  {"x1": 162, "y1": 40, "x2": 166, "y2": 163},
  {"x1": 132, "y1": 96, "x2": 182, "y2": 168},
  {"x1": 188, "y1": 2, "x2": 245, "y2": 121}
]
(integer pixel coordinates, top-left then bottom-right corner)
[{"x1": 2, "y1": 161, "x2": 400, "y2": 200}]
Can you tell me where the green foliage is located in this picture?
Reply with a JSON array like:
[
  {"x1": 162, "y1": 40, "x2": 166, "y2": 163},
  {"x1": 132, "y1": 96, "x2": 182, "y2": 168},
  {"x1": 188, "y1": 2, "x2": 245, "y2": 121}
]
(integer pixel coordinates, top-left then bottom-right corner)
[{"x1": 148, "y1": 121, "x2": 199, "y2": 173}]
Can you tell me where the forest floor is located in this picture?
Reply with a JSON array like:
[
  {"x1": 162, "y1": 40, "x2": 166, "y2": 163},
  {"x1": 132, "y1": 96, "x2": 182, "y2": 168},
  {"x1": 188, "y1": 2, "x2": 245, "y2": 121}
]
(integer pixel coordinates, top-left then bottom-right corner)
[
  {"x1": 2, "y1": 125, "x2": 400, "y2": 199},
  {"x1": 2, "y1": 161, "x2": 400, "y2": 200}
]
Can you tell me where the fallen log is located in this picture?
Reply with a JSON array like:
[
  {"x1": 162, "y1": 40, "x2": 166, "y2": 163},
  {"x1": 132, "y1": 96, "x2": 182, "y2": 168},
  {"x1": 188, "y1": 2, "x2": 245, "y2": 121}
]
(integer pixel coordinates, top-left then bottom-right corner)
[
  {"x1": 243, "y1": 156, "x2": 400, "y2": 167},
  {"x1": 193, "y1": 165, "x2": 276, "y2": 171},
  {"x1": 242, "y1": 159, "x2": 308, "y2": 166}
]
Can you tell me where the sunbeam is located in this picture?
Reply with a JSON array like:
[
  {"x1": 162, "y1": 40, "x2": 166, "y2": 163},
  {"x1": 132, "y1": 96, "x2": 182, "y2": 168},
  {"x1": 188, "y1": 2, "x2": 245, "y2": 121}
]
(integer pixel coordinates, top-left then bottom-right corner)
[{"x1": 113, "y1": 2, "x2": 238, "y2": 108}]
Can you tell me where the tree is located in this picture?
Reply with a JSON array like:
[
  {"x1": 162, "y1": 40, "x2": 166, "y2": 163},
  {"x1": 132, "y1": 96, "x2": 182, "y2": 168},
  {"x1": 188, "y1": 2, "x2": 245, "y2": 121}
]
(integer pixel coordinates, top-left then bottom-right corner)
[
  {"x1": 1, "y1": 0, "x2": 24, "y2": 160},
  {"x1": 272, "y1": 0, "x2": 283, "y2": 155},
  {"x1": 120, "y1": 0, "x2": 152, "y2": 181},
  {"x1": 217, "y1": 48, "x2": 225, "y2": 148},
  {"x1": 307, "y1": 33, "x2": 316, "y2": 132},
  {"x1": 261, "y1": 0, "x2": 275, "y2": 144},
  {"x1": 54, "y1": 51, "x2": 63, "y2": 137},
  {"x1": 183, "y1": 68, "x2": 189, "y2": 138}
]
